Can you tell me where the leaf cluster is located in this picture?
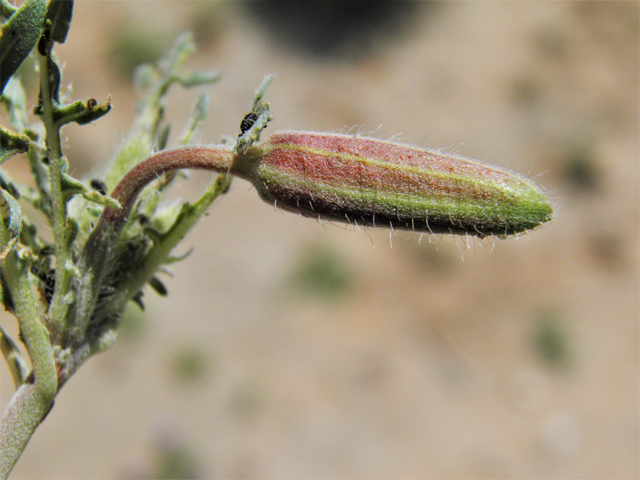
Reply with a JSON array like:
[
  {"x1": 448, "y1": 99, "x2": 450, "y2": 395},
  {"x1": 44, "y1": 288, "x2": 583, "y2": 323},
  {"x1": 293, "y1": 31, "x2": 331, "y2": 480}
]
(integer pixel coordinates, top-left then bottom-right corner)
[{"x1": 0, "y1": 0, "x2": 238, "y2": 390}]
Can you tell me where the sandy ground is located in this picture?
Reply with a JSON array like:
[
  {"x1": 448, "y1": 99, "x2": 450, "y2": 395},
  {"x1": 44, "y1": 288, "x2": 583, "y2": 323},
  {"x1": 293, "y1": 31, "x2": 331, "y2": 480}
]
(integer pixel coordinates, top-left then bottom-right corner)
[{"x1": 1, "y1": 1, "x2": 638, "y2": 478}]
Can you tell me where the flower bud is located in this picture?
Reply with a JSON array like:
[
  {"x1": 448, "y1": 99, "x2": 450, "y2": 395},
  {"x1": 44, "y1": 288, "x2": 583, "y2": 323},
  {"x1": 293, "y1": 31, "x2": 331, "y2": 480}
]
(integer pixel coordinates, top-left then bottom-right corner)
[{"x1": 232, "y1": 131, "x2": 553, "y2": 237}]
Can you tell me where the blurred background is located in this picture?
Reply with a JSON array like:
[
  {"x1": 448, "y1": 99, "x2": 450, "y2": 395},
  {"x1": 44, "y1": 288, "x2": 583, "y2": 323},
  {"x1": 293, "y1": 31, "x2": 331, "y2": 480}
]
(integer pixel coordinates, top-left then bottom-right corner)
[{"x1": 1, "y1": 1, "x2": 638, "y2": 478}]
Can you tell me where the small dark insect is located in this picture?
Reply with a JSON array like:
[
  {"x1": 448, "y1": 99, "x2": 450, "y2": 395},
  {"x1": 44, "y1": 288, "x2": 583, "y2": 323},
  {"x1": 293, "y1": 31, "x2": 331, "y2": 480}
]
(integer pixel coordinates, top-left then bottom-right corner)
[
  {"x1": 90, "y1": 179, "x2": 108, "y2": 196},
  {"x1": 239, "y1": 112, "x2": 259, "y2": 137},
  {"x1": 86, "y1": 98, "x2": 98, "y2": 110}
]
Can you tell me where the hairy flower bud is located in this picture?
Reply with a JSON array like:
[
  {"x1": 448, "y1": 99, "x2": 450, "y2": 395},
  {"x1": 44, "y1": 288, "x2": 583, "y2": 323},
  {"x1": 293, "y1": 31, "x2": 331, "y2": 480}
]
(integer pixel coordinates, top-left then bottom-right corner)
[{"x1": 232, "y1": 131, "x2": 553, "y2": 237}]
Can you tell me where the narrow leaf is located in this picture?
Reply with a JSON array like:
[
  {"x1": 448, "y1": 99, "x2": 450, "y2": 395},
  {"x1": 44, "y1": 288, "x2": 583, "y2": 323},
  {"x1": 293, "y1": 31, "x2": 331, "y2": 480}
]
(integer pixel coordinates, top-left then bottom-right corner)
[
  {"x1": 0, "y1": 1, "x2": 18, "y2": 19},
  {"x1": 81, "y1": 190, "x2": 121, "y2": 210},
  {"x1": 177, "y1": 90, "x2": 209, "y2": 145},
  {"x1": 158, "y1": 31, "x2": 196, "y2": 76},
  {"x1": 0, "y1": 76, "x2": 29, "y2": 131},
  {"x1": 0, "y1": 322, "x2": 29, "y2": 388},
  {"x1": 177, "y1": 69, "x2": 220, "y2": 88},
  {"x1": 54, "y1": 96, "x2": 111, "y2": 126},
  {"x1": 60, "y1": 172, "x2": 87, "y2": 196},
  {"x1": 147, "y1": 275, "x2": 167, "y2": 296},
  {"x1": 164, "y1": 247, "x2": 193, "y2": 264},
  {"x1": 252, "y1": 74, "x2": 274, "y2": 110},
  {"x1": 45, "y1": 0, "x2": 73, "y2": 44},
  {"x1": 0, "y1": 0, "x2": 46, "y2": 94},
  {"x1": 0, "y1": 125, "x2": 29, "y2": 165},
  {"x1": 61, "y1": 173, "x2": 121, "y2": 208},
  {"x1": 0, "y1": 186, "x2": 22, "y2": 258}
]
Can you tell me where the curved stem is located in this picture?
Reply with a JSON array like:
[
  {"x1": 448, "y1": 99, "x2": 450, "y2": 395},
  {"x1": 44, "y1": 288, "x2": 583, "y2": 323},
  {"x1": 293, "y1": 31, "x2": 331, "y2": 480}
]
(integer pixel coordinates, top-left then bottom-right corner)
[{"x1": 95, "y1": 145, "x2": 234, "y2": 236}]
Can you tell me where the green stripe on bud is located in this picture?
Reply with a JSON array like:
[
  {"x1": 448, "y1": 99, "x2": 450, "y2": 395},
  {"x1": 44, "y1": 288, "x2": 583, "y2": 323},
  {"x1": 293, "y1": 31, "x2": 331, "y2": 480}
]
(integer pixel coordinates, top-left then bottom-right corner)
[{"x1": 232, "y1": 131, "x2": 553, "y2": 237}]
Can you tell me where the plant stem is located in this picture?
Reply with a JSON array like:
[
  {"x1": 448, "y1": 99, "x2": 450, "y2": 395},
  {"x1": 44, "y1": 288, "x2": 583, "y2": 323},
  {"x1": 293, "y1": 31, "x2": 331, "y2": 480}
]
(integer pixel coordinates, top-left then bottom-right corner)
[
  {"x1": 36, "y1": 52, "x2": 72, "y2": 336},
  {"x1": 0, "y1": 383, "x2": 52, "y2": 479},
  {"x1": 0, "y1": 253, "x2": 57, "y2": 480},
  {"x1": 88, "y1": 145, "x2": 233, "y2": 244}
]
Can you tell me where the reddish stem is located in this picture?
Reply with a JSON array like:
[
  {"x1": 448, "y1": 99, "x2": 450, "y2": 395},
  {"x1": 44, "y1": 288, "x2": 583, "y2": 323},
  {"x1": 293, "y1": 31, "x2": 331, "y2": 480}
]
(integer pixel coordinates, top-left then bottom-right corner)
[{"x1": 88, "y1": 145, "x2": 234, "y2": 247}]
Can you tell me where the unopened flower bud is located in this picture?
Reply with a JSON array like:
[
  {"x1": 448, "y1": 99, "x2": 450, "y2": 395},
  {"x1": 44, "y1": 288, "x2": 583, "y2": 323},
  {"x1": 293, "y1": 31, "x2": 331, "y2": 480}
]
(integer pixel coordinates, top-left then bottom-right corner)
[{"x1": 232, "y1": 131, "x2": 553, "y2": 237}]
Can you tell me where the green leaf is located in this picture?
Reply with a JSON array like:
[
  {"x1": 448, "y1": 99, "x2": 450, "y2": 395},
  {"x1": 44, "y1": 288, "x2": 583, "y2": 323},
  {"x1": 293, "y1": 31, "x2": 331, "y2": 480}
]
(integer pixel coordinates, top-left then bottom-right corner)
[
  {"x1": 164, "y1": 247, "x2": 193, "y2": 264},
  {"x1": 0, "y1": 322, "x2": 29, "y2": 388},
  {"x1": 177, "y1": 90, "x2": 209, "y2": 145},
  {"x1": 251, "y1": 74, "x2": 274, "y2": 111},
  {"x1": 133, "y1": 63, "x2": 160, "y2": 92},
  {"x1": 60, "y1": 173, "x2": 121, "y2": 209},
  {"x1": 0, "y1": 170, "x2": 20, "y2": 200},
  {"x1": 0, "y1": 0, "x2": 46, "y2": 94},
  {"x1": 176, "y1": 69, "x2": 220, "y2": 88},
  {"x1": 45, "y1": 0, "x2": 73, "y2": 44},
  {"x1": 53, "y1": 96, "x2": 111, "y2": 126},
  {"x1": 60, "y1": 172, "x2": 85, "y2": 196},
  {"x1": 65, "y1": 216, "x2": 78, "y2": 246},
  {"x1": 81, "y1": 190, "x2": 121, "y2": 210},
  {"x1": 0, "y1": 0, "x2": 18, "y2": 19},
  {"x1": 0, "y1": 186, "x2": 22, "y2": 259},
  {"x1": 152, "y1": 174, "x2": 231, "y2": 259},
  {"x1": 104, "y1": 33, "x2": 200, "y2": 190},
  {"x1": 147, "y1": 275, "x2": 167, "y2": 296},
  {"x1": 0, "y1": 124, "x2": 29, "y2": 165},
  {"x1": 158, "y1": 31, "x2": 196, "y2": 77},
  {"x1": 0, "y1": 76, "x2": 29, "y2": 131},
  {"x1": 156, "y1": 123, "x2": 171, "y2": 151}
]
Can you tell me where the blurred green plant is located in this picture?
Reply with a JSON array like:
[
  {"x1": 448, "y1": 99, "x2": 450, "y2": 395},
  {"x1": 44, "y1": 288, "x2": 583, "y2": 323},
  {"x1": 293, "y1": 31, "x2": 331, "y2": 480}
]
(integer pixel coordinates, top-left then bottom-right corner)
[
  {"x1": 564, "y1": 145, "x2": 600, "y2": 193},
  {"x1": 171, "y1": 345, "x2": 209, "y2": 383},
  {"x1": 150, "y1": 435, "x2": 204, "y2": 480},
  {"x1": 291, "y1": 244, "x2": 353, "y2": 301},
  {"x1": 111, "y1": 23, "x2": 172, "y2": 77},
  {"x1": 532, "y1": 309, "x2": 571, "y2": 369}
]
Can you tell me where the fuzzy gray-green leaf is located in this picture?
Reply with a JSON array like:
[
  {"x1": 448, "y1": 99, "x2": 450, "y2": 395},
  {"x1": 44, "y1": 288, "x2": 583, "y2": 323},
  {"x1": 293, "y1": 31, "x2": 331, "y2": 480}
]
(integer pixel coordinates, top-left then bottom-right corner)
[
  {"x1": 0, "y1": 0, "x2": 18, "y2": 19},
  {"x1": 0, "y1": 186, "x2": 22, "y2": 258},
  {"x1": 177, "y1": 90, "x2": 209, "y2": 145},
  {"x1": 0, "y1": 322, "x2": 29, "y2": 388},
  {"x1": 0, "y1": 76, "x2": 29, "y2": 131},
  {"x1": 0, "y1": 0, "x2": 46, "y2": 94},
  {"x1": 45, "y1": 0, "x2": 73, "y2": 44},
  {"x1": 176, "y1": 69, "x2": 220, "y2": 88},
  {"x1": 0, "y1": 125, "x2": 29, "y2": 165},
  {"x1": 54, "y1": 97, "x2": 111, "y2": 126},
  {"x1": 61, "y1": 173, "x2": 121, "y2": 209}
]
